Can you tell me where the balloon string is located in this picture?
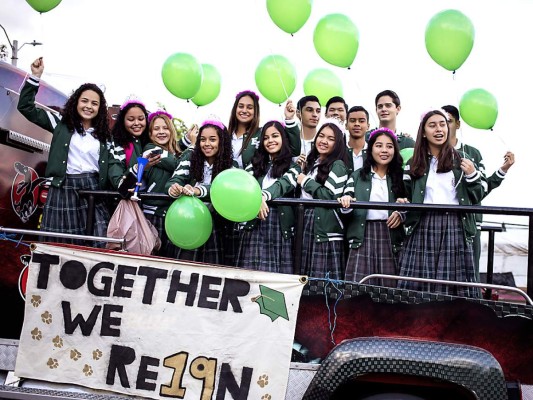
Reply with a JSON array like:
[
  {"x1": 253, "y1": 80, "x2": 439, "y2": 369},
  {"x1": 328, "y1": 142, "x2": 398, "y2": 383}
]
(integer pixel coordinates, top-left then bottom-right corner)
[{"x1": 270, "y1": 50, "x2": 289, "y2": 104}]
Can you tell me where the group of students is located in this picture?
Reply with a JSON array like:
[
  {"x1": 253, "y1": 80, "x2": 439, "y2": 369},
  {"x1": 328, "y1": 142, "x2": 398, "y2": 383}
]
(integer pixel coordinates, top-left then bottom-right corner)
[{"x1": 18, "y1": 58, "x2": 515, "y2": 299}]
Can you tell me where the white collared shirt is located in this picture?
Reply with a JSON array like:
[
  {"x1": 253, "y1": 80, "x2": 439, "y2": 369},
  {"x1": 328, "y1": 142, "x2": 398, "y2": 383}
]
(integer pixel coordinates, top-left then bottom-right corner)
[
  {"x1": 232, "y1": 132, "x2": 244, "y2": 168},
  {"x1": 66, "y1": 128, "x2": 100, "y2": 174},
  {"x1": 352, "y1": 142, "x2": 368, "y2": 171},
  {"x1": 367, "y1": 169, "x2": 389, "y2": 220},
  {"x1": 196, "y1": 161, "x2": 213, "y2": 185},
  {"x1": 424, "y1": 156, "x2": 459, "y2": 204},
  {"x1": 262, "y1": 166, "x2": 276, "y2": 190},
  {"x1": 300, "y1": 167, "x2": 318, "y2": 200}
]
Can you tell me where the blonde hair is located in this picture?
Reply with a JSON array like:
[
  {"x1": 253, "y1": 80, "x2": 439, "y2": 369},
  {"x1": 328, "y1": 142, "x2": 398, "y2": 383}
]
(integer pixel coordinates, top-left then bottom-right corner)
[{"x1": 148, "y1": 114, "x2": 181, "y2": 155}]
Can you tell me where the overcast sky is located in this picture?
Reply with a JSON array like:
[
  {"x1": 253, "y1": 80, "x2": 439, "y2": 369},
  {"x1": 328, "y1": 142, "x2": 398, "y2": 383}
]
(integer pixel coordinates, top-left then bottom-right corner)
[{"x1": 1, "y1": 0, "x2": 532, "y2": 218}]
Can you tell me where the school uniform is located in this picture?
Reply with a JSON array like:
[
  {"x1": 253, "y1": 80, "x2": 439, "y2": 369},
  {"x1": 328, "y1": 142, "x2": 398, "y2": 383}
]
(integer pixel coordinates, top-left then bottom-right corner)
[
  {"x1": 237, "y1": 162, "x2": 301, "y2": 273},
  {"x1": 299, "y1": 159, "x2": 348, "y2": 279},
  {"x1": 17, "y1": 76, "x2": 115, "y2": 247},
  {"x1": 398, "y1": 155, "x2": 485, "y2": 298},
  {"x1": 346, "y1": 145, "x2": 367, "y2": 173},
  {"x1": 108, "y1": 137, "x2": 145, "y2": 190},
  {"x1": 342, "y1": 168, "x2": 405, "y2": 286},
  {"x1": 455, "y1": 139, "x2": 506, "y2": 277},
  {"x1": 165, "y1": 151, "x2": 235, "y2": 265},
  {"x1": 140, "y1": 143, "x2": 179, "y2": 255}
]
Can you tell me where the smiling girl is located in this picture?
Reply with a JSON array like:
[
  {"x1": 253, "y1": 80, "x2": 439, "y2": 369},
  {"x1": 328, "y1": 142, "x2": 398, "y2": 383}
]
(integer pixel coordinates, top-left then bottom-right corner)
[
  {"x1": 296, "y1": 119, "x2": 350, "y2": 279},
  {"x1": 139, "y1": 110, "x2": 181, "y2": 255},
  {"x1": 237, "y1": 120, "x2": 301, "y2": 273},
  {"x1": 338, "y1": 128, "x2": 406, "y2": 286},
  {"x1": 17, "y1": 57, "x2": 114, "y2": 246},
  {"x1": 398, "y1": 109, "x2": 484, "y2": 298},
  {"x1": 166, "y1": 120, "x2": 234, "y2": 264}
]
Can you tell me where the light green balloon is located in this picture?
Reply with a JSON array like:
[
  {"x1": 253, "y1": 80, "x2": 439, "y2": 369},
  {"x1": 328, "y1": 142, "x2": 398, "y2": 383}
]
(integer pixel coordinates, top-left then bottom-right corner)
[
  {"x1": 161, "y1": 53, "x2": 203, "y2": 100},
  {"x1": 26, "y1": 0, "x2": 62, "y2": 12},
  {"x1": 459, "y1": 88, "x2": 498, "y2": 130},
  {"x1": 313, "y1": 13, "x2": 359, "y2": 68},
  {"x1": 255, "y1": 55, "x2": 297, "y2": 105},
  {"x1": 303, "y1": 68, "x2": 343, "y2": 107},
  {"x1": 192, "y1": 64, "x2": 221, "y2": 107},
  {"x1": 400, "y1": 148, "x2": 414, "y2": 168},
  {"x1": 266, "y1": 0, "x2": 312, "y2": 35},
  {"x1": 165, "y1": 197, "x2": 213, "y2": 250},
  {"x1": 425, "y1": 9, "x2": 475, "y2": 72}
]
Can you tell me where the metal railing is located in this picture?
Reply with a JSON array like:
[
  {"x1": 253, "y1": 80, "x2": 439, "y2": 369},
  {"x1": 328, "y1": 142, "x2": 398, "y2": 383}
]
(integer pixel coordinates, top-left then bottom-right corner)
[{"x1": 78, "y1": 190, "x2": 533, "y2": 299}]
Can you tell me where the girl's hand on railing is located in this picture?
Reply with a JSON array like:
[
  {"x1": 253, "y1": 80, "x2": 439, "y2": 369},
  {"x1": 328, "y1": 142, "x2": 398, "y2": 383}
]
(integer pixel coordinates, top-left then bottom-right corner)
[
  {"x1": 338, "y1": 195, "x2": 355, "y2": 209},
  {"x1": 387, "y1": 211, "x2": 402, "y2": 229},
  {"x1": 396, "y1": 198, "x2": 409, "y2": 204},
  {"x1": 168, "y1": 183, "x2": 183, "y2": 198},
  {"x1": 258, "y1": 197, "x2": 269, "y2": 220}
]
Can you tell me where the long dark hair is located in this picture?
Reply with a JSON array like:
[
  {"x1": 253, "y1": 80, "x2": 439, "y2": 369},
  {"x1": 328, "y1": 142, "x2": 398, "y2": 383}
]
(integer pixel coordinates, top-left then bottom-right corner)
[
  {"x1": 251, "y1": 120, "x2": 292, "y2": 179},
  {"x1": 111, "y1": 102, "x2": 149, "y2": 148},
  {"x1": 62, "y1": 83, "x2": 109, "y2": 142},
  {"x1": 410, "y1": 109, "x2": 460, "y2": 178},
  {"x1": 304, "y1": 122, "x2": 349, "y2": 185},
  {"x1": 190, "y1": 123, "x2": 233, "y2": 182},
  {"x1": 227, "y1": 90, "x2": 260, "y2": 154},
  {"x1": 361, "y1": 129, "x2": 406, "y2": 198}
]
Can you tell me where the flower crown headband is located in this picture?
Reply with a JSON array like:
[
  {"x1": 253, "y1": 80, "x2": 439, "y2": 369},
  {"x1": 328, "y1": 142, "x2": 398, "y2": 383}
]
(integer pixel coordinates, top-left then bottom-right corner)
[
  {"x1": 420, "y1": 108, "x2": 449, "y2": 122},
  {"x1": 201, "y1": 119, "x2": 226, "y2": 131},
  {"x1": 369, "y1": 127, "x2": 397, "y2": 141},
  {"x1": 318, "y1": 117, "x2": 345, "y2": 133},
  {"x1": 236, "y1": 90, "x2": 260, "y2": 101},
  {"x1": 148, "y1": 110, "x2": 173, "y2": 124},
  {"x1": 120, "y1": 97, "x2": 146, "y2": 111}
]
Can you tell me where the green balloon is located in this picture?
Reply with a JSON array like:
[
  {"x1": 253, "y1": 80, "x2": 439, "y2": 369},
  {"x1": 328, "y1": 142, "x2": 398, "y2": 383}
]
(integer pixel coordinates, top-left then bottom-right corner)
[
  {"x1": 303, "y1": 68, "x2": 343, "y2": 107},
  {"x1": 165, "y1": 196, "x2": 213, "y2": 250},
  {"x1": 26, "y1": 0, "x2": 62, "y2": 12},
  {"x1": 266, "y1": 0, "x2": 312, "y2": 35},
  {"x1": 425, "y1": 9, "x2": 475, "y2": 72},
  {"x1": 313, "y1": 13, "x2": 359, "y2": 68},
  {"x1": 191, "y1": 64, "x2": 221, "y2": 107},
  {"x1": 399, "y1": 148, "x2": 414, "y2": 168},
  {"x1": 459, "y1": 88, "x2": 498, "y2": 130},
  {"x1": 211, "y1": 169, "x2": 262, "y2": 223},
  {"x1": 161, "y1": 53, "x2": 203, "y2": 100},
  {"x1": 255, "y1": 55, "x2": 297, "y2": 105}
]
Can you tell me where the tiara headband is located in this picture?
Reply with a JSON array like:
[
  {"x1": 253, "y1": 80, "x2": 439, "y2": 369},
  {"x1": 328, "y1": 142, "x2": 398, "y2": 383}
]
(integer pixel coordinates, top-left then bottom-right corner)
[
  {"x1": 318, "y1": 117, "x2": 345, "y2": 133},
  {"x1": 201, "y1": 119, "x2": 226, "y2": 131},
  {"x1": 120, "y1": 98, "x2": 145, "y2": 110},
  {"x1": 420, "y1": 108, "x2": 449, "y2": 122},
  {"x1": 148, "y1": 110, "x2": 173, "y2": 124},
  {"x1": 236, "y1": 90, "x2": 260, "y2": 101},
  {"x1": 369, "y1": 127, "x2": 397, "y2": 141}
]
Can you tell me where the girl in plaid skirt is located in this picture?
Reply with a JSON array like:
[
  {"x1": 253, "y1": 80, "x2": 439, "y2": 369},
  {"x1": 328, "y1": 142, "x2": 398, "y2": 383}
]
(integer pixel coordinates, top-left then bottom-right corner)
[
  {"x1": 339, "y1": 128, "x2": 406, "y2": 287},
  {"x1": 17, "y1": 57, "x2": 114, "y2": 247},
  {"x1": 237, "y1": 121, "x2": 301, "y2": 273},
  {"x1": 398, "y1": 109, "x2": 484, "y2": 298},
  {"x1": 140, "y1": 111, "x2": 182, "y2": 256},
  {"x1": 166, "y1": 120, "x2": 234, "y2": 265},
  {"x1": 296, "y1": 120, "x2": 350, "y2": 280}
]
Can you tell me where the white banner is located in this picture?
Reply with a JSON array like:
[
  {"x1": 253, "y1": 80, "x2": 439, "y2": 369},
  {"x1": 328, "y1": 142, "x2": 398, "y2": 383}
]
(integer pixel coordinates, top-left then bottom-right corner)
[{"x1": 15, "y1": 244, "x2": 306, "y2": 399}]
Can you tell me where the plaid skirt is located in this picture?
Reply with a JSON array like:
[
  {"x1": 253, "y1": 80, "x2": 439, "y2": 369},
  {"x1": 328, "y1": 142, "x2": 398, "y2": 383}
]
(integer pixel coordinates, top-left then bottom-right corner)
[
  {"x1": 398, "y1": 212, "x2": 481, "y2": 298},
  {"x1": 345, "y1": 220, "x2": 398, "y2": 287},
  {"x1": 236, "y1": 207, "x2": 294, "y2": 274},
  {"x1": 174, "y1": 220, "x2": 223, "y2": 265},
  {"x1": 221, "y1": 220, "x2": 241, "y2": 267},
  {"x1": 300, "y1": 209, "x2": 344, "y2": 280},
  {"x1": 40, "y1": 173, "x2": 109, "y2": 248}
]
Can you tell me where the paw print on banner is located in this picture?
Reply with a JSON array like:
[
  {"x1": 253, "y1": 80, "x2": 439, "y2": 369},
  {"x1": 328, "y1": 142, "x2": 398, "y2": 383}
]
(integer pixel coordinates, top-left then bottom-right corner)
[
  {"x1": 257, "y1": 374, "x2": 269, "y2": 388},
  {"x1": 47, "y1": 358, "x2": 59, "y2": 369},
  {"x1": 83, "y1": 364, "x2": 93, "y2": 376},
  {"x1": 31, "y1": 295, "x2": 41, "y2": 307},
  {"x1": 41, "y1": 311, "x2": 53, "y2": 324},
  {"x1": 261, "y1": 394, "x2": 271, "y2": 400},
  {"x1": 70, "y1": 349, "x2": 82, "y2": 361},
  {"x1": 92, "y1": 349, "x2": 103, "y2": 360},
  {"x1": 52, "y1": 335, "x2": 63, "y2": 348},
  {"x1": 31, "y1": 327, "x2": 42, "y2": 340}
]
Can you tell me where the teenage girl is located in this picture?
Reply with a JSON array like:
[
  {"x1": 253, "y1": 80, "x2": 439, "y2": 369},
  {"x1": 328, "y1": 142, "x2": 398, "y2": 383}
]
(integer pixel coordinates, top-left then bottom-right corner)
[
  {"x1": 166, "y1": 120, "x2": 234, "y2": 264},
  {"x1": 398, "y1": 109, "x2": 484, "y2": 298},
  {"x1": 338, "y1": 128, "x2": 406, "y2": 286},
  {"x1": 237, "y1": 120, "x2": 301, "y2": 273},
  {"x1": 296, "y1": 119, "x2": 350, "y2": 279},
  {"x1": 17, "y1": 57, "x2": 114, "y2": 246}
]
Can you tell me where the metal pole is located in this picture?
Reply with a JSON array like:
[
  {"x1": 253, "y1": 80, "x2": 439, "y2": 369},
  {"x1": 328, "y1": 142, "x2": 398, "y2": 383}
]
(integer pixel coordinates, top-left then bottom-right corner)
[
  {"x1": 11, "y1": 39, "x2": 17, "y2": 66},
  {"x1": 294, "y1": 204, "x2": 305, "y2": 276},
  {"x1": 528, "y1": 216, "x2": 533, "y2": 299},
  {"x1": 484, "y1": 230, "x2": 496, "y2": 300}
]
